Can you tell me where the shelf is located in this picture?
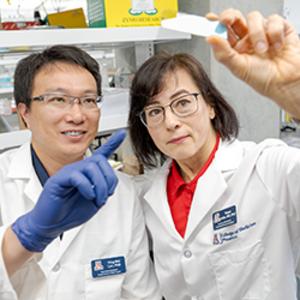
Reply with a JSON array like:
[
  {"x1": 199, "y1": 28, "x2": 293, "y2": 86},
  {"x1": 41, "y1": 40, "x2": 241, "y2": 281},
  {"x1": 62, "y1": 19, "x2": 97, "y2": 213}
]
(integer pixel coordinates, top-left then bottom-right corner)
[
  {"x1": 0, "y1": 88, "x2": 13, "y2": 94},
  {"x1": 0, "y1": 27, "x2": 191, "y2": 49},
  {"x1": 0, "y1": 58, "x2": 21, "y2": 65}
]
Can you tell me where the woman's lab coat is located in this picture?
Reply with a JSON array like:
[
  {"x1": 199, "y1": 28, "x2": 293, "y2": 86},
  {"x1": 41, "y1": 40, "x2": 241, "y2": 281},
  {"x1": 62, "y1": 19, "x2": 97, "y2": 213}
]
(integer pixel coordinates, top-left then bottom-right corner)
[
  {"x1": 0, "y1": 143, "x2": 160, "y2": 300},
  {"x1": 135, "y1": 138, "x2": 300, "y2": 300}
]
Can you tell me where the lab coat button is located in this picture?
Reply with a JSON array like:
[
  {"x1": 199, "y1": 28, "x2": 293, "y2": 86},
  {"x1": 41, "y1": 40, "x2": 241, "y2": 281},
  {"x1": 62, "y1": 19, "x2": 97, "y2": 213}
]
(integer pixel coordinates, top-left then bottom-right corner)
[
  {"x1": 183, "y1": 249, "x2": 192, "y2": 258},
  {"x1": 52, "y1": 263, "x2": 61, "y2": 272}
]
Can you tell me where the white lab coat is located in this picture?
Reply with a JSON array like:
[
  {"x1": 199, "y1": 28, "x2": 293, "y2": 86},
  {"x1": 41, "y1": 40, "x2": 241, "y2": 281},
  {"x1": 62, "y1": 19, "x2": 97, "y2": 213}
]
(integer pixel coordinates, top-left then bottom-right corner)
[
  {"x1": 0, "y1": 142, "x2": 161, "y2": 300},
  {"x1": 135, "y1": 138, "x2": 300, "y2": 300}
]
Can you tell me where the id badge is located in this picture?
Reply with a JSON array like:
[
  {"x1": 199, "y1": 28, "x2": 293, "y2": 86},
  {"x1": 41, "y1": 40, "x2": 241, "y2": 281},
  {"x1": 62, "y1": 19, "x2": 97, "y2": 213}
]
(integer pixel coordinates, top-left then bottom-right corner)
[
  {"x1": 91, "y1": 256, "x2": 126, "y2": 278},
  {"x1": 212, "y1": 205, "x2": 237, "y2": 230}
]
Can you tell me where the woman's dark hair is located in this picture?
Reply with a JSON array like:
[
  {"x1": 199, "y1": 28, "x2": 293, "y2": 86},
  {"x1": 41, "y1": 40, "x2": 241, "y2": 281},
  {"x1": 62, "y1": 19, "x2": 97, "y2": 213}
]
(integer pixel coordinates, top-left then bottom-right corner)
[
  {"x1": 129, "y1": 52, "x2": 239, "y2": 168},
  {"x1": 14, "y1": 44, "x2": 101, "y2": 107}
]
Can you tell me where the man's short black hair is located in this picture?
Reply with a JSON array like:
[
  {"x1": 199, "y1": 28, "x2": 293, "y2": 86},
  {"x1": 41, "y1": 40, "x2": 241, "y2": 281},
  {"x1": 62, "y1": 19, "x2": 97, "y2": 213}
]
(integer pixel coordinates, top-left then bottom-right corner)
[{"x1": 14, "y1": 45, "x2": 101, "y2": 107}]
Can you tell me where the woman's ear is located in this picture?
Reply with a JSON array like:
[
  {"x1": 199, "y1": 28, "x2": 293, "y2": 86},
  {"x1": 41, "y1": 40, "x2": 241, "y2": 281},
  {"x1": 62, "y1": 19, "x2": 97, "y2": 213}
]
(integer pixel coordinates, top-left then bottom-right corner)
[
  {"x1": 17, "y1": 103, "x2": 30, "y2": 129},
  {"x1": 209, "y1": 106, "x2": 216, "y2": 120}
]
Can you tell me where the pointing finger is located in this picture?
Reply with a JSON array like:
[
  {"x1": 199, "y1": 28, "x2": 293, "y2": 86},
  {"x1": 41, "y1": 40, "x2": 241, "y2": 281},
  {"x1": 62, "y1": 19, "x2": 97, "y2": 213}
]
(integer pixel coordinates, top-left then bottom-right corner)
[{"x1": 94, "y1": 129, "x2": 127, "y2": 159}]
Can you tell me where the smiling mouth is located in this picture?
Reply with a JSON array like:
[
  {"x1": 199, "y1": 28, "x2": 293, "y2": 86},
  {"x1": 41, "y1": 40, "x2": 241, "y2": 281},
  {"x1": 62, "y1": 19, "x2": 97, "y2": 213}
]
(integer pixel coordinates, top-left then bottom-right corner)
[{"x1": 62, "y1": 130, "x2": 87, "y2": 136}]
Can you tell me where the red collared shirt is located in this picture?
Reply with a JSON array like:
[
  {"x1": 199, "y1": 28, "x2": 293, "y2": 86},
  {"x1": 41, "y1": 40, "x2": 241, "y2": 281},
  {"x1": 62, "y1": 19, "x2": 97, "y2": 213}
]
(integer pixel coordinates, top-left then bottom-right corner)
[{"x1": 167, "y1": 135, "x2": 220, "y2": 237}]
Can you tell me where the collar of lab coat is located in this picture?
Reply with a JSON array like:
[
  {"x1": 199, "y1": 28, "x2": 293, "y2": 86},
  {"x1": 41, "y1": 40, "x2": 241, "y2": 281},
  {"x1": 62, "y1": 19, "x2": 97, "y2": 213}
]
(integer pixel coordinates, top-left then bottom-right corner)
[
  {"x1": 143, "y1": 138, "x2": 254, "y2": 240},
  {"x1": 7, "y1": 142, "x2": 35, "y2": 179},
  {"x1": 7, "y1": 142, "x2": 42, "y2": 205},
  {"x1": 214, "y1": 138, "x2": 255, "y2": 172}
]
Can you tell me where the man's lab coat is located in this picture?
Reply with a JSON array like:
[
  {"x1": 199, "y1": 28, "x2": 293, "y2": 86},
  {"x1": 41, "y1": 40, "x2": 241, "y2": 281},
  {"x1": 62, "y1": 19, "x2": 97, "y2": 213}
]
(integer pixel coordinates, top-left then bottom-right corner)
[{"x1": 0, "y1": 142, "x2": 160, "y2": 300}]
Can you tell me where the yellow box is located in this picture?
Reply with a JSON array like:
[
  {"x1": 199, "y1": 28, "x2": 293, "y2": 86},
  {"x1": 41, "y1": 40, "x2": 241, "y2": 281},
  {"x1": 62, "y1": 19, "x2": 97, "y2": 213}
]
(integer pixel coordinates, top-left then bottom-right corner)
[
  {"x1": 48, "y1": 8, "x2": 87, "y2": 28},
  {"x1": 88, "y1": 0, "x2": 178, "y2": 28}
]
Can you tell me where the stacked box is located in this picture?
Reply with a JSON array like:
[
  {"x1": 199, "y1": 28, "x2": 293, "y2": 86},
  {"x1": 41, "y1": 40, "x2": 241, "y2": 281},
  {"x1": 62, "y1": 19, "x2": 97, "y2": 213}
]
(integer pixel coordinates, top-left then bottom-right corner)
[
  {"x1": 87, "y1": 0, "x2": 178, "y2": 28},
  {"x1": 87, "y1": 0, "x2": 106, "y2": 28}
]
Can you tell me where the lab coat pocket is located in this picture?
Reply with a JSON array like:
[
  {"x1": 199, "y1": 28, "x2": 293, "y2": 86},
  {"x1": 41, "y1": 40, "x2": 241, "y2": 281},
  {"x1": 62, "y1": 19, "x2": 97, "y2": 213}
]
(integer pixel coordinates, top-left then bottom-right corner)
[
  {"x1": 84, "y1": 263, "x2": 124, "y2": 300},
  {"x1": 209, "y1": 241, "x2": 271, "y2": 300}
]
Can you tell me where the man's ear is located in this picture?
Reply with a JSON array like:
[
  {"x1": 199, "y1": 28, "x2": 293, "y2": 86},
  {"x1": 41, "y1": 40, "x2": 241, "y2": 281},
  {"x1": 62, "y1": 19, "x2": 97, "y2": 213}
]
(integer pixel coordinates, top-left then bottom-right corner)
[{"x1": 17, "y1": 103, "x2": 30, "y2": 129}]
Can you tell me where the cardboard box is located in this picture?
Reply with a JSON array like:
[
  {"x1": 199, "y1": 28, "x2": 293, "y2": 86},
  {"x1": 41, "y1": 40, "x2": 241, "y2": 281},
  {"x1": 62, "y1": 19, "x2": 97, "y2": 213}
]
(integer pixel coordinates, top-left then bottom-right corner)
[
  {"x1": 48, "y1": 8, "x2": 87, "y2": 28},
  {"x1": 87, "y1": 0, "x2": 178, "y2": 28}
]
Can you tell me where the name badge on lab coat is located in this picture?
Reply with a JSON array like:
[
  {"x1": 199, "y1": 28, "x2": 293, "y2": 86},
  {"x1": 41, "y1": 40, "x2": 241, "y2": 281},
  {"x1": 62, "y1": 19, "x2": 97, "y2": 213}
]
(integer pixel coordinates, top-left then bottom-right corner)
[
  {"x1": 91, "y1": 256, "x2": 126, "y2": 278},
  {"x1": 212, "y1": 205, "x2": 237, "y2": 230}
]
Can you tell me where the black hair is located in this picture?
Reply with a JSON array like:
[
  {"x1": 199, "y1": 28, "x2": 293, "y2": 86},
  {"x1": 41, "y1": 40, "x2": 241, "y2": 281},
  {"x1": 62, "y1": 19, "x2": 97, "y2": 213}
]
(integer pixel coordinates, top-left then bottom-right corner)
[{"x1": 14, "y1": 44, "x2": 101, "y2": 107}]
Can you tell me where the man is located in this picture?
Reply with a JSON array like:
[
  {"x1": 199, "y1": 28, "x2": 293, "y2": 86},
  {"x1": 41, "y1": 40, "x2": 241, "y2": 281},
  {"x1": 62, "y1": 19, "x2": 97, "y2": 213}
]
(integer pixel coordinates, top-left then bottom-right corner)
[{"x1": 0, "y1": 45, "x2": 160, "y2": 300}]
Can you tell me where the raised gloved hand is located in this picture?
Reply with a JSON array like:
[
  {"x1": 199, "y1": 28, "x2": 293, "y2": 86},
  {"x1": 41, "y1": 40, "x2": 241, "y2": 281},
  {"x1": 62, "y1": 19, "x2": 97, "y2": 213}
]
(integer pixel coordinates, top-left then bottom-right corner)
[{"x1": 12, "y1": 130, "x2": 126, "y2": 252}]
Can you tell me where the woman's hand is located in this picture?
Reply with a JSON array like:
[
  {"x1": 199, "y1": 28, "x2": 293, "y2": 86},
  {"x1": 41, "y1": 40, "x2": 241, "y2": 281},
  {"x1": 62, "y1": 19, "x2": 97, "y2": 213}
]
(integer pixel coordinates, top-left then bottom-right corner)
[{"x1": 206, "y1": 9, "x2": 300, "y2": 119}]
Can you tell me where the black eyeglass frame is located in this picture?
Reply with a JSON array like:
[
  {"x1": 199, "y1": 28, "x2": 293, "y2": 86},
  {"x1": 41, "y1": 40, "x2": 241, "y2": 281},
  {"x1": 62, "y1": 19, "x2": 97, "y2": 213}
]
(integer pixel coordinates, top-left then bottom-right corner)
[
  {"x1": 30, "y1": 93, "x2": 103, "y2": 107},
  {"x1": 138, "y1": 92, "x2": 201, "y2": 128}
]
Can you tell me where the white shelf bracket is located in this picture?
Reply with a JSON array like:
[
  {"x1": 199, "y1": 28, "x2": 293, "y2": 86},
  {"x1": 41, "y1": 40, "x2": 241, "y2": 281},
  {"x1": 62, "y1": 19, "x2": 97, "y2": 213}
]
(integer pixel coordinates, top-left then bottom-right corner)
[{"x1": 134, "y1": 42, "x2": 154, "y2": 68}]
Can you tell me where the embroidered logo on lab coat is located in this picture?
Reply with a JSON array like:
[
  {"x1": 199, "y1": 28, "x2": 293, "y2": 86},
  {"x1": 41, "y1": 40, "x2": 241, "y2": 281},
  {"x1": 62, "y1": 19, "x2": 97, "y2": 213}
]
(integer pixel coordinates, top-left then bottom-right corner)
[{"x1": 213, "y1": 222, "x2": 257, "y2": 245}]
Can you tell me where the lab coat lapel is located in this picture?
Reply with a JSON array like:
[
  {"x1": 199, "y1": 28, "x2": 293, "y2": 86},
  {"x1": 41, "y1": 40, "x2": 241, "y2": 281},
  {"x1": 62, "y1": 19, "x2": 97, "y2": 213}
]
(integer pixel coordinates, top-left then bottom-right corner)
[
  {"x1": 47, "y1": 226, "x2": 83, "y2": 270},
  {"x1": 7, "y1": 143, "x2": 60, "y2": 271},
  {"x1": 60, "y1": 226, "x2": 83, "y2": 257},
  {"x1": 184, "y1": 139, "x2": 245, "y2": 240},
  {"x1": 144, "y1": 162, "x2": 181, "y2": 239},
  {"x1": 23, "y1": 173, "x2": 43, "y2": 205},
  {"x1": 8, "y1": 142, "x2": 42, "y2": 206},
  {"x1": 184, "y1": 162, "x2": 227, "y2": 239}
]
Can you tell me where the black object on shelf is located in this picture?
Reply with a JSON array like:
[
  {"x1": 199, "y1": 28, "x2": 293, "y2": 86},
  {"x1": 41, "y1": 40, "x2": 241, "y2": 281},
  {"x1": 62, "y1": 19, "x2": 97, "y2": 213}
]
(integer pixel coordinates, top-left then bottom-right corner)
[{"x1": 34, "y1": 10, "x2": 47, "y2": 26}]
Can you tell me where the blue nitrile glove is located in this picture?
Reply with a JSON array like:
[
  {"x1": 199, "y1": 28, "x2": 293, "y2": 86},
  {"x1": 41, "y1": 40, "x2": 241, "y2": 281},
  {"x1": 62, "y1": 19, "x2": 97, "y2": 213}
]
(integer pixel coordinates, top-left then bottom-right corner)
[{"x1": 12, "y1": 130, "x2": 126, "y2": 252}]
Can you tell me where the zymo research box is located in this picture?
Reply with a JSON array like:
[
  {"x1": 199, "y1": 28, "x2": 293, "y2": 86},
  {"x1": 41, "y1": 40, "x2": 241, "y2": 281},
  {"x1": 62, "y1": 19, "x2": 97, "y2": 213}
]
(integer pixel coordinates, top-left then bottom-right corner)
[{"x1": 87, "y1": 0, "x2": 178, "y2": 28}]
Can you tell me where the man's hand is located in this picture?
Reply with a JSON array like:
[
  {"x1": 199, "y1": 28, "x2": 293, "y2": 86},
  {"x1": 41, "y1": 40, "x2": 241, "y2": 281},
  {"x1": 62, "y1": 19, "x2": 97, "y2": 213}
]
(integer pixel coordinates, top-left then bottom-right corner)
[
  {"x1": 206, "y1": 9, "x2": 300, "y2": 119},
  {"x1": 12, "y1": 130, "x2": 126, "y2": 252}
]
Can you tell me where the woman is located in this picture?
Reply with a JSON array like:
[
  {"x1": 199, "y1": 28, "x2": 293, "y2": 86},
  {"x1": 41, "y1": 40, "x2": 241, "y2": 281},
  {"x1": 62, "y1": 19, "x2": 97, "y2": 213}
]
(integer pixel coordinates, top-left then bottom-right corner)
[{"x1": 128, "y1": 51, "x2": 300, "y2": 300}]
